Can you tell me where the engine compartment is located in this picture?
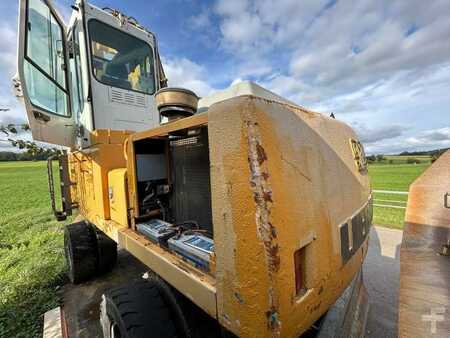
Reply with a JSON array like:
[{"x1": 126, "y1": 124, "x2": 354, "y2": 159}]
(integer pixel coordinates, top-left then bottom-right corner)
[{"x1": 132, "y1": 126, "x2": 214, "y2": 271}]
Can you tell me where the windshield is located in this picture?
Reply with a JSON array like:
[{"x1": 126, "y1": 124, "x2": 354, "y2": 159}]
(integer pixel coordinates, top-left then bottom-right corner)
[{"x1": 88, "y1": 20, "x2": 155, "y2": 94}]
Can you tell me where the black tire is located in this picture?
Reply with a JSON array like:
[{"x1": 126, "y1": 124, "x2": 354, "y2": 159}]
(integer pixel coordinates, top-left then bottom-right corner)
[
  {"x1": 64, "y1": 221, "x2": 98, "y2": 284},
  {"x1": 96, "y1": 231, "x2": 118, "y2": 275},
  {"x1": 100, "y1": 279, "x2": 190, "y2": 338}
]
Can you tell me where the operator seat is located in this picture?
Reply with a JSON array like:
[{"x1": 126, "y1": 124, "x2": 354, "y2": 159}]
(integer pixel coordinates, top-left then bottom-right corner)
[{"x1": 101, "y1": 62, "x2": 132, "y2": 89}]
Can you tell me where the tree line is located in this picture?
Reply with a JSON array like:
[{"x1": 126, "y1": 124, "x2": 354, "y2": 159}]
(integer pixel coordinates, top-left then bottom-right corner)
[{"x1": 0, "y1": 123, "x2": 63, "y2": 161}]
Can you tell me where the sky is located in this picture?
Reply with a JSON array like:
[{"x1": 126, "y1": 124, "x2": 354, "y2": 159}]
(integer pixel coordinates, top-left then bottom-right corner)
[{"x1": 1, "y1": 0, "x2": 449, "y2": 154}]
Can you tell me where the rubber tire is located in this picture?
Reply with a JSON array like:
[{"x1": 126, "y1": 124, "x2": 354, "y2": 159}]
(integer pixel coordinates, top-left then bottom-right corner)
[
  {"x1": 96, "y1": 231, "x2": 118, "y2": 275},
  {"x1": 64, "y1": 221, "x2": 98, "y2": 284},
  {"x1": 100, "y1": 279, "x2": 189, "y2": 338}
]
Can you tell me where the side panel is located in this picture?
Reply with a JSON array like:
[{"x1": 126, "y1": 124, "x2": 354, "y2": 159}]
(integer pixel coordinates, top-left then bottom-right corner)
[
  {"x1": 69, "y1": 130, "x2": 130, "y2": 223},
  {"x1": 208, "y1": 96, "x2": 371, "y2": 337},
  {"x1": 108, "y1": 168, "x2": 129, "y2": 227}
]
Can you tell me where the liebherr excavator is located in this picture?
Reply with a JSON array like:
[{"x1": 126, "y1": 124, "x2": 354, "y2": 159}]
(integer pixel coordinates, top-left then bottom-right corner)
[{"x1": 14, "y1": 0, "x2": 372, "y2": 337}]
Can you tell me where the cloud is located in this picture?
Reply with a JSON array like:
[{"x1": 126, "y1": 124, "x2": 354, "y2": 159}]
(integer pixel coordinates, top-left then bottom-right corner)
[
  {"x1": 362, "y1": 127, "x2": 450, "y2": 154},
  {"x1": 187, "y1": 8, "x2": 213, "y2": 31},
  {"x1": 0, "y1": 24, "x2": 17, "y2": 77},
  {"x1": 353, "y1": 123, "x2": 406, "y2": 144},
  {"x1": 406, "y1": 127, "x2": 450, "y2": 145},
  {"x1": 162, "y1": 57, "x2": 216, "y2": 97},
  {"x1": 212, "y1": 0, "x2": 450, "y2": 99}
]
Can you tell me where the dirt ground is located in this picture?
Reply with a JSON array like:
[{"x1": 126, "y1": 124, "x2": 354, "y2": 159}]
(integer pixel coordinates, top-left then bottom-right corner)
[{"x1": 61, "y1": 226, "x2": 403, "y2": 338}]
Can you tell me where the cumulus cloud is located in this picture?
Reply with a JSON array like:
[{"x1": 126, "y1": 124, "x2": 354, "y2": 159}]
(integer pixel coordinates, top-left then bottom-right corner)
[
  {"x1": 213, "y1": 0, "x2": 450, "y2": 99},
  {"x1": 406, "y1": 127, "x2": 450, "y2": 145},
  {"x1": 353, "y1": 123, "x2": 406, "y2": 144},
  {"x1": 362, "y1": 127, "x2": 450, "y2": 154},
  {"x1": 162, "y1": 57, "x2": 216, "y2": 97},
  {"x1": 188, "y1": 8, "x2": 213, "y2": 31},
  {"x1": 0, "y1": 24, "x2": 17, "y2": 77}
]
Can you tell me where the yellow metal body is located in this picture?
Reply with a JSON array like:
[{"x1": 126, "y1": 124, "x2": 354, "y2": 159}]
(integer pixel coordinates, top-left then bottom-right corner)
[
  {"x1": 68, "y1": 95, "x2": 371, "y2": 337},
  {"x1": 108, "y1": 168, "x2": 128, "y2": 227}
]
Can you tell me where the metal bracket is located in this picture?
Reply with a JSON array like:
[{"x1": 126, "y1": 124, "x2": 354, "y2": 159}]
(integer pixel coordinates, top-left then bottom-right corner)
[{"x1": 444, "y1": 192, "x2": 449, "y2": 209}]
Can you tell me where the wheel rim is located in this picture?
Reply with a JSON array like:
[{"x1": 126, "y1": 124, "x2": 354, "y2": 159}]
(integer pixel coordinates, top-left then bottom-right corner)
[{"x1": 110, "y1": 322, "x2": 122, "y2": 338}]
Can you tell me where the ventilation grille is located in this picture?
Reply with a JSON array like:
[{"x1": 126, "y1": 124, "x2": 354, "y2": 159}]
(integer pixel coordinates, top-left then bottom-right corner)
[
  {"x1": 170, "y1": 137, "x2": 198, "y2": 147},
  {"x1": 110, "y1": 88, "x2": 146, "y2": 107}
]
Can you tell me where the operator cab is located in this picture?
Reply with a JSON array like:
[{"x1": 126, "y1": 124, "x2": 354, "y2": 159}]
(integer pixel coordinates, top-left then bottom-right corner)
[{"x1": 14, "y1": 0, "x2": 167, "y2": 149}]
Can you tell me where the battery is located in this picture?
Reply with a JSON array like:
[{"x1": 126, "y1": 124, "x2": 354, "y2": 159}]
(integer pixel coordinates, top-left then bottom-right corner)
[
  {"x1": 136, "y1": 219, "x2": 176, "y2": 245},
  {"x1": 168, "y1": 233, "x2": 214, "y2": 271}
]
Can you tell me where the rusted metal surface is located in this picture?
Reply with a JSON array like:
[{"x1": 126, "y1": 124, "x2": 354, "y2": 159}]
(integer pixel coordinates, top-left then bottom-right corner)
[
  {"x1": 208, "y1": 95, "x2": 371, "y2": 337},
  {"x1": 400, "y1": 150, "x2": 450, "y2": 337},
  {"x1": 246, "y1": 119, "x2": 281, "y2": 333}
]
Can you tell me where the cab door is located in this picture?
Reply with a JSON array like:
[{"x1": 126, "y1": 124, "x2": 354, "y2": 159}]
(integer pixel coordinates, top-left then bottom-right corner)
[{"x1": 17, "y1": 0, "x2": 76, "y2": 147}]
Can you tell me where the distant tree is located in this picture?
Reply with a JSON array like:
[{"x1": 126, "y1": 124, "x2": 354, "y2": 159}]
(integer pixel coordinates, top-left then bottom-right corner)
[
  {"x1": 0, "y1": 151, "x2": 19, "y2": 161},
  {"x1": 367, "y1": 155, "x2": 376, "y2": 163},
  {"x1": 389, "y1": 159, "x2": 394, "y2": 164},
  {"x1": 0, "y1": 123, "x2": 62, "y2": 161},
  {"x1": 376, "y1": 154, "x2": 385, "y2": 162},
  {"x1": 406, "y1": 158, "x2": 420, "y2": 164}
]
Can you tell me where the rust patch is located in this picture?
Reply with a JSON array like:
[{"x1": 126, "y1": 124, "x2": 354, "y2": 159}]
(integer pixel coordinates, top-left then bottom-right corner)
[
  {"x1": 263, "y1": 191, "x2": 273, "y2": 203},
  {"x1": 246, "y1": 118, "x2": 281, "y2": 335},
  {"x1": 266, "y1": 306, "x2": 280, "y2": 331},
  {"x1": 256, "y1": 143, "x2": 268, "y2": 164}
]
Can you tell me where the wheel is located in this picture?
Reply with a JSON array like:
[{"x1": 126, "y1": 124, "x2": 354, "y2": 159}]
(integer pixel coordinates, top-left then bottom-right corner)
[
  {"x1": 96, "y1": 231, "x2": 118, "y2": 275},
  {"x1": 100, "y1": 278, "x2": 190, "y2": 338},
  {"x1": 64, "y1": 221, "x2": 97, "y2": 284}
]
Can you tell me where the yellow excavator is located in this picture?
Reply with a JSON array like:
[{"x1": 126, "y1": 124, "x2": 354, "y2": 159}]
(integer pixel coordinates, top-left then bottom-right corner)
[{"x1": 14, "y1": 0, "x2": 373, "y2": 337}]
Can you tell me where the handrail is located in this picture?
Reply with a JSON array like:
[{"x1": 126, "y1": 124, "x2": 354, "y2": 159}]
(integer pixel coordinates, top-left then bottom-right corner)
[{"x1": 47, "y1": 154, "x2": 75, "y2": 221}]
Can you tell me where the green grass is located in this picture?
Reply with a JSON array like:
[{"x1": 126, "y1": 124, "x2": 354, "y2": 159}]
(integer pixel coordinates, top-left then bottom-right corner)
[
  {"x1": 368, "y1": 162, "x2": 429, "y2": 229},
  {"x1": 0, "y1": 161, "x2": 70, "y2": 337}
]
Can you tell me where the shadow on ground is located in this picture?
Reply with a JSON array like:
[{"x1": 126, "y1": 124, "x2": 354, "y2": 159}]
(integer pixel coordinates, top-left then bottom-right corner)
[{"x1": 364, "y1": 226, "x2": 403, "y2": 338}]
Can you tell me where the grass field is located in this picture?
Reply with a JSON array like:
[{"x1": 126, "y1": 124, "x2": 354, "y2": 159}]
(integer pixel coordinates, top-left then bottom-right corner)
[
  {"x1": 369, "y1": 162, "x2": 430, "y2": 228},
  {"x1": 374, "y1": 155, "x2": 432, "y2": 165},
  {"x1": 0, "y1": 161, "x2": 70, "y2": 337},
  {"x1": 0, "y1": 158, "x2": 430, "y2": 336}
]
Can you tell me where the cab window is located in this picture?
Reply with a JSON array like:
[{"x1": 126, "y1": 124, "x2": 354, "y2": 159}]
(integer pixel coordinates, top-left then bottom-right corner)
[
  {"x1": 24, "y1": 0, "x2": 69, "y2": 116},
  {"x1": 88, "y1": 20, "x2": 155, "y2": 94}
]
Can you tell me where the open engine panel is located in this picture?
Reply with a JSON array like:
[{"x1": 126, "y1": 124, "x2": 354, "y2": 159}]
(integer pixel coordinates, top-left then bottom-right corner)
[{"x1": 132, "y1": 126, "x2": 214, "y2": 272}]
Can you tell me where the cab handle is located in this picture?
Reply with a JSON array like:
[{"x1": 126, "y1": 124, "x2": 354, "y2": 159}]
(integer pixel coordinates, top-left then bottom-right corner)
[{"x1": 33, "y1": 111, "x2": 50, "y2": 123}]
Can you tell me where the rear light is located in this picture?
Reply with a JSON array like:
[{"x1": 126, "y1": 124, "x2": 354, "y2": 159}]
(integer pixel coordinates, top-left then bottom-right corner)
[{"x1": 294, "y1": 246, "x2": 307, "y2": 296}]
